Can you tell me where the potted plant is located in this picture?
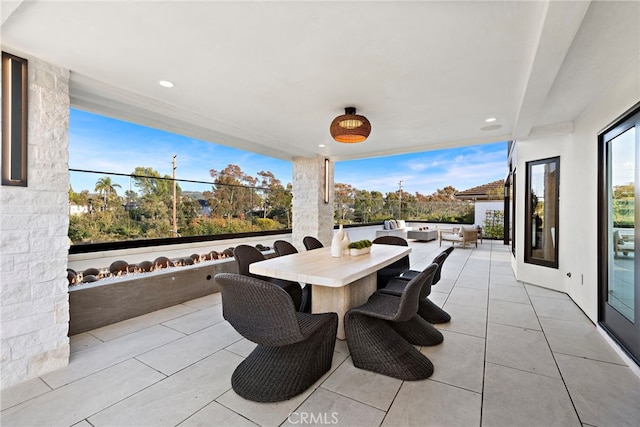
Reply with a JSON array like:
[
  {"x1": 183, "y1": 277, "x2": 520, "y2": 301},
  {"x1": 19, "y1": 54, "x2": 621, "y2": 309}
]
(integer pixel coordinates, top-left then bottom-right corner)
[{"x1": 348, "y1": 239, "x2": 373, "y2": 256}]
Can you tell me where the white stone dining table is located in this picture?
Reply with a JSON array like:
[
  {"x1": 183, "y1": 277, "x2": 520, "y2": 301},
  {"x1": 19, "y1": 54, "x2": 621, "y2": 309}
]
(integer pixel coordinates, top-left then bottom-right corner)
[{"x1": 249, "y1": 243, "x2": 411, "y2": 339}]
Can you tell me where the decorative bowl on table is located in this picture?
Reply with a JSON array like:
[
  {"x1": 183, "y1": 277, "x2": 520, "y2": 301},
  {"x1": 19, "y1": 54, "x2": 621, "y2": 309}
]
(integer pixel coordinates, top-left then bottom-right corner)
[
  {"x1": 348, "y1": 239, "x2": 372, "y2": 256},
  {"x1": 349, "y1": 247, "x2": 371, "y2": 256}
]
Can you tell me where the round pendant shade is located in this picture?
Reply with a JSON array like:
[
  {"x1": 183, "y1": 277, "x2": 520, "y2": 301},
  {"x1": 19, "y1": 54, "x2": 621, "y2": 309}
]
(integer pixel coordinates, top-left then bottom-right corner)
[{"x1": 330, "y1": 107, "x2": 371, "y2": 143}]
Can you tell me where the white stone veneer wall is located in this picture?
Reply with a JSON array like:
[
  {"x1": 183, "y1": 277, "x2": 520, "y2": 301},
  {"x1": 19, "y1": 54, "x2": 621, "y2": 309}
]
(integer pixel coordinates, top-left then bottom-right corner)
[
  {"x1": 291, "y1": 157, "x2": 334, "y2": 250},
  {"x1": 0, "y1": 56, "x2": 70, "y2": 389}
]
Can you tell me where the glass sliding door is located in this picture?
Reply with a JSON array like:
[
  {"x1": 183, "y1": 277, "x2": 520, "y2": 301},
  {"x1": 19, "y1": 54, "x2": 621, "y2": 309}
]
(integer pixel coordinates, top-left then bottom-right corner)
[{"x1": 600, "y1": 105, "x2": 640, "y2": 365}]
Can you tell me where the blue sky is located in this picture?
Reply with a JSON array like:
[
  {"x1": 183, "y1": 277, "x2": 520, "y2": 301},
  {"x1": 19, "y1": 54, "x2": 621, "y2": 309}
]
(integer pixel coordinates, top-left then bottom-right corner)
[{"x1": 69, "y1": 109, "x2": 507, "y2": 196}]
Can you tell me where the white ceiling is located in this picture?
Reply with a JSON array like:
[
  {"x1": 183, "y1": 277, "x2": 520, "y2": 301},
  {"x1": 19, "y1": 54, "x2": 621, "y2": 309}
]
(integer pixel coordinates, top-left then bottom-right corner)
[{"x1": 1, "y1": 1, "x2": 638, "y2": 161}]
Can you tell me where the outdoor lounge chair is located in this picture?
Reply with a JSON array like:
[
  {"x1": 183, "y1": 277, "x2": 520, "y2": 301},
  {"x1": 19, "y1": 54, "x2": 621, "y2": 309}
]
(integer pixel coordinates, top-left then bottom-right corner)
[
  {"x1": 303, "y1": 236, "x2": 324, "y2": 250},
  {"x1": 273, "y1": 240, "x2": 312, "y2": 313},
  {"x1": 345, "y1": 267, "x2": 435, "y2": 380},
  {"x1": 613, "y1": 229, "x2": 635, "y2": 258},
  {"x1": 372, "y1": 235, "x2": 411, "y2": 289},
  {"x1": 233, "y1": 244, "x2": 303, "y2": 311},
  {"x1": 439, "y1": 226, "x2": 478, "y2": 248},
  {"x1": 215, "y1": 273, "x2": 337, "y2": 402}
]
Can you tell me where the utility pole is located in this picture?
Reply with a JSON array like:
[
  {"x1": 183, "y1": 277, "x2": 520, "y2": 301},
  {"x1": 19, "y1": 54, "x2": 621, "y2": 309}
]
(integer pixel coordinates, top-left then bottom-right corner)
[
  {"x1": 398, "y1": 180, "x2": 403, "y2": 220},
  {"x1": 172, "y1": 155, "x2": 178, "y2": 237}
]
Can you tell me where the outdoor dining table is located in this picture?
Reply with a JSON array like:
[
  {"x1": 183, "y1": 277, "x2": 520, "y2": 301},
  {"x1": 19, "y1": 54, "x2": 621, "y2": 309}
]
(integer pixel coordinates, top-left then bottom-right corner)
[{"x1": 249, "y1": 243, "x2": 411, "y2": 339}]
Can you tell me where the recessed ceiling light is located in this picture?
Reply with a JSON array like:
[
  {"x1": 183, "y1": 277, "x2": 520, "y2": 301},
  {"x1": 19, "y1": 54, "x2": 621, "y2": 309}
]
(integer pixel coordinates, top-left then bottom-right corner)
[
  {"x1": 158, "y1": 80, "x2": 174, "y2": 88},
  {"x1": 318, "y1": 144, "x2": 326, "y2": 148},
  {"x1": 485, "y1": 117, "x2": 497, "y2": 123}
]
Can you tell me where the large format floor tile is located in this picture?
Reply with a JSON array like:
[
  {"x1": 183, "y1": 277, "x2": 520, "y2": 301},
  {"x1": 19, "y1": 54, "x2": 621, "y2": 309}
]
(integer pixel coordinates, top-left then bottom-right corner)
[
  {"x1": 482, "y1": 363, "x2": 581, "y2": 427},
  {"x1": 530, "y1": 295, "x2": 591, "y2": 322},
  {"x1": 446, "y1": 287, "x2": 488, "y2": 309},
  {"x1": 41, "y1": 324, "x2": 184, "y2": 388},
  {"x1": 282, "y1": 387, "x2": 386, "y2": 427},
  {"x1": 161, "y1": 304, "x2": 225, "y2": 334},
  {"x1": 321, "y1": 358, "x2": 402, "y2": 411},
  {"x1": 437, "y1": 302, "x2": 487, "y2": 338},
  {"x1": 1, "y1": 359, "x2": 165, "y2": 426},
  {"x1": 421, "y1": 330, "x2": 485, "y2": 392},
  {"x1": 88, "y1": 303, "x2": 197, "y2": 341},
  {"x1": 488, "y1": 299, "x2": 540, "y2": 330},
  {"x1": 88, "y1": 350, "x2": 242, "y2": 426},
  {"x1": 486, "y1": 322, "x2": 560, "y2": 379},
  {"x1": 489, "y1": 283, "x2": 529, "y2": 304},
  {"x1": 178, "y1": 401, "x2": 258, "y2": 427},
  {"x1": 136, "y1": 321, "x2": 243, "y2": 375},
  {"x1": 539, "y1": 317, "x2": 625, "y2": 365},
  {"x1": 383, "y1": 379, "x2": 482, "y2": 427},
  {"x1": 0, "y1": 377, "x2": 51, "y2": 411},
  {"x1": 554, "y1": 353, "x2": 640, "y2": 427}
]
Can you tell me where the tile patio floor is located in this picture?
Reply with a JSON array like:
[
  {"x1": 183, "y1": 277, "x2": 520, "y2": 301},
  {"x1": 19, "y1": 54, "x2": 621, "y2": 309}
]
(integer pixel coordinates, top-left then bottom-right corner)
[{"x1": 2, "y1": 240, "x2": 640, "y2": 426}]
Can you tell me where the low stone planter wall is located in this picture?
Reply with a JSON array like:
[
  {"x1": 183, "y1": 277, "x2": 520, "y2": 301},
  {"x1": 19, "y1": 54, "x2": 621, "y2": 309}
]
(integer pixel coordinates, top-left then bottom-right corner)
[{"x1": 68, "y1": 255, "x2": 272, "y2": 335}]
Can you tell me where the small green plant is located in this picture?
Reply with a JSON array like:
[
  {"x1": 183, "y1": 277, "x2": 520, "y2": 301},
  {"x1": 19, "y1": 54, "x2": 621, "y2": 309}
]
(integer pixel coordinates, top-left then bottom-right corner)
[{"x1": 348, "y1": 239, "x2": 372, "y2": 249}]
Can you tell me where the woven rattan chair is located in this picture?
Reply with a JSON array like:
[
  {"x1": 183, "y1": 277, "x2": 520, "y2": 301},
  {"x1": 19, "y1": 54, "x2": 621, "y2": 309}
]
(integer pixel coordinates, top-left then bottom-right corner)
[
  {"x1": 273, "y1": 240, "x2": 312, "y2": 313},
  {"x1": 381, "y1": 248, "x2": 453, "y2": 324},
  {"x1": 273, "y1": 240, "x2": 298, "y2": 256},
  {"x1": 379, "y1": 263, "x2": 443, "y2": 346},
  {"x1": 303, "y1": 236, "x2": 324, "y2": 250},
  {"x1": 216, "y1": 273, "x2": 337, "y2": 402},
  {"x1": 233, "y1": 244, "x2": 303, "y2": 311},
  {"x1": 372, "y1": 235, "x2": 410, "y2": 289},
  {"x1": 397, "y1": 246, "x2": 455, "y2": 283},
  {"x1": 344, "y1": 267, "x2": 435, "y2": 380}
]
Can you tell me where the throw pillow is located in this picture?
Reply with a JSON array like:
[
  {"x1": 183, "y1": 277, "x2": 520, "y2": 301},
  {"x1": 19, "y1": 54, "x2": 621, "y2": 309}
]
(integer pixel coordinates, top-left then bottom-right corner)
[{"x1": 384, "y1": 220, "x2": 390, "y2": 230}]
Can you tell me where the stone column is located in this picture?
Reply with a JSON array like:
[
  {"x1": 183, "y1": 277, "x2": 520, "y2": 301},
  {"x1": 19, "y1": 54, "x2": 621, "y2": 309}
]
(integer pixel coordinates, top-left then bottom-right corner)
[
  {"x1": 292, "y1": 157, "x2": 334, "y2": 250},
  {"x1": 0, "y1": 56, "x2": 70, "y2": 389}
]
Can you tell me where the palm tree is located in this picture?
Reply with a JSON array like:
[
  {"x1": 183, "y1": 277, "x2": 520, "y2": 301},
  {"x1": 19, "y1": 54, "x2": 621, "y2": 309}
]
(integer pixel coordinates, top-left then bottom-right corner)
[{"x1": 94, "y1": 176, "x2": 121, "y2": 199}]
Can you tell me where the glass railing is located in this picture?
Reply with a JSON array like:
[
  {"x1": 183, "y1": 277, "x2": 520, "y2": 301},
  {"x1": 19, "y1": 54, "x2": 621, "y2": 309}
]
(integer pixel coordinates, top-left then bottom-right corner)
[
  {"x1": 69, "y1": 169, "x2": 478, "y2": 248},
  {"x1": 69, "y1": 169, "x2": 292, "y2": 245}
]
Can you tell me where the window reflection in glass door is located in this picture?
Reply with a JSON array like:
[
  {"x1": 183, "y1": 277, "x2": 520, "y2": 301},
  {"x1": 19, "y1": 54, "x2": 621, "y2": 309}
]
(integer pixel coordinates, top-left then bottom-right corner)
[
  {"x1": 608, "y1": 127, "x2": 635, "y2": 322},
  {"x1": 525, "y1": 157, "x2": 559, "y2": 268}
]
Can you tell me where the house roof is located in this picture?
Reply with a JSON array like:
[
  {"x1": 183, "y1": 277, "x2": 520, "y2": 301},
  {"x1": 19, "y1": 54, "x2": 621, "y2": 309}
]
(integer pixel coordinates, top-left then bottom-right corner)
[
  {"x1": 455, "y1": 180, "x2": 504, "y2": 200},
  {"x1": 1, "y1": 1, "x2": 637, "y2": 162}
]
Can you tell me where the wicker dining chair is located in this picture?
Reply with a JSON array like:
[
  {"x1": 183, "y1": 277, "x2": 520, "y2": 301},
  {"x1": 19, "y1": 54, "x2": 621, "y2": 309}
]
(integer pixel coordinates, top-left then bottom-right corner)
[
  {"x1": 273, "y1": 240, "x2": 312, "y2": 313},
  {"x1": 380, "y1": 263, "x2": 443, "y2": 346},
  {"x1": 273, "y1": 239, "x2": 298, "y2": 256},
  {"x1": 382, "y1": 247, "x2": 454, "y2": 324},
  {"x1": 216, "y1": 273, "x2": 337, "y2": 402},
  {"x1": 302, "y1": 236, "x2": 324, "y2": 250},
  {"x1": 344, "y1": 267, "x2": 436, "y2": 380},
  {"x1": 371, "y1": 235, "x2": 411, "y2": 289},
  {"x1": 233, "y1": 244, "x2": 303, "y2": 311}
]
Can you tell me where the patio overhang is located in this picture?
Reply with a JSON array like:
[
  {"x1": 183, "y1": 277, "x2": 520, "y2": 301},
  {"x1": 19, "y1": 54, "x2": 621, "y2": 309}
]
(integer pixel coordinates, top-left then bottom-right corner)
[{"x1": 2, "y1": 1, "x2": 629, "y2": 161}]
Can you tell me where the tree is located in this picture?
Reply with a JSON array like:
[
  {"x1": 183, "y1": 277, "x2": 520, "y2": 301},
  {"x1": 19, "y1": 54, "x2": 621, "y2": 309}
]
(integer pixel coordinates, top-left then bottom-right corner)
[
  {"x1": 132, "y1": 167, "x2": 173, "y2": 198},
  {"x1": 131, "y1": 166, "x2": 181, "y2": 237},
  {"x1": 257, "y1": 171, "x2": 292, "y2": 227},
  {"x1": 486, "y1": 186, "x2": 505, "y2": 200},
  {"x1": 209, "y1": 164, "x2": 259, "y2": 219},
  {"x1": 95, "y1": 176, "x2": 121, "y2": 197},
  {"x1": 427, "y1": 186, "x2": 457, "y2": 201},
  {"x1": 334, "y1": 183, "x2": 356, "y2": 222}
]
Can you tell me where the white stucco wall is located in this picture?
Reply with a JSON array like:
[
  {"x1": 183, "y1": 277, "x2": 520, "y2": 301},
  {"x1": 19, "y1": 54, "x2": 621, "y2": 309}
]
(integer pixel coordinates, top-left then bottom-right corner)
[
  {"x1": 0, "y1": 56, "x2": 71, "y2": 388},
  {"x1": 514, "y1": 57, "x2": 640, "y2": 323},
  {"x1": 475, "y1": 201, "x2": 504, "y2": 230}
]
